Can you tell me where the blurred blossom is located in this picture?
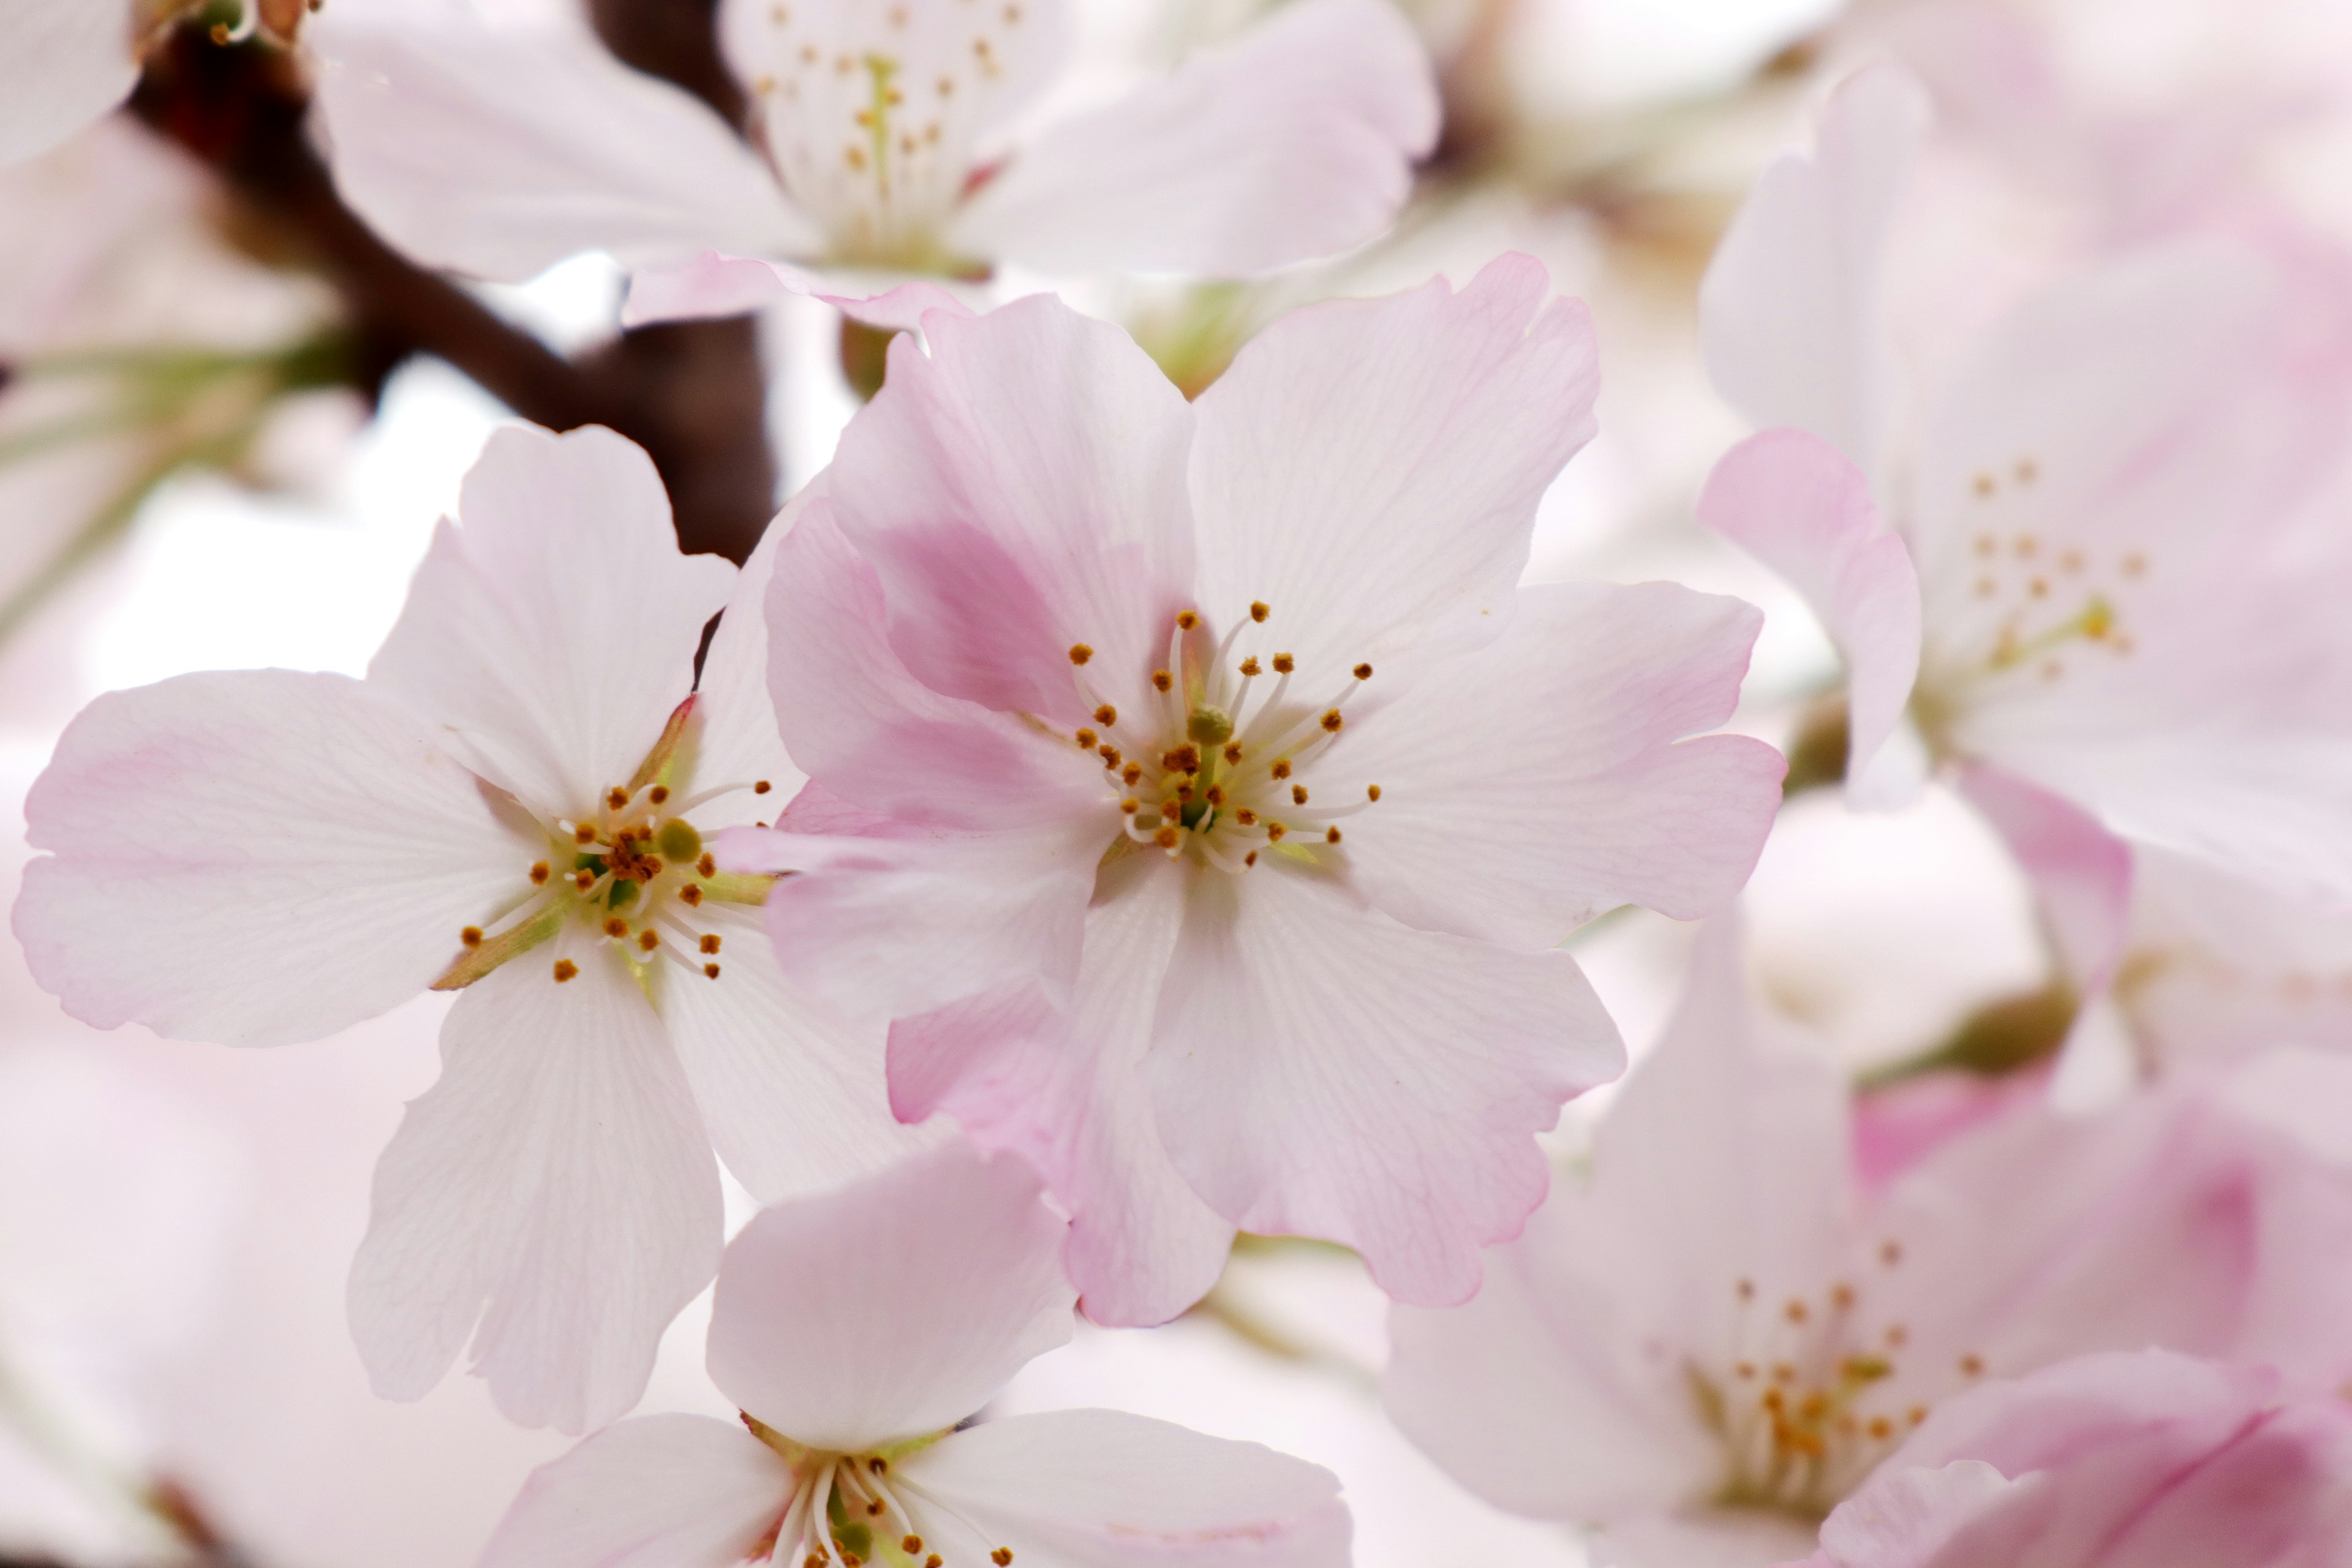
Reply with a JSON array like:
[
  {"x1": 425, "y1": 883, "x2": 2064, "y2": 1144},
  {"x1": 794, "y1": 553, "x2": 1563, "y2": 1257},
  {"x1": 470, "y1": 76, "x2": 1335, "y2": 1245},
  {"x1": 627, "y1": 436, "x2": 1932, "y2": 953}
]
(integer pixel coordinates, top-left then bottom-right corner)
[
  {"x1": 1385, "y1": 918, "x2": 2352, "y2": 1567},
  {"x1": 1792, "y1": 1350, "x2": 2352, "y2": 1568},
  {"x1": 0, "y1": 116, "x2": 353, "y2": 655},
  {"x1": 728, "y1": 262, "x2": 1781, "y2": 1326},
  {"x1": 311, "y1": 0, "x2": 1437, "y2": 328}
]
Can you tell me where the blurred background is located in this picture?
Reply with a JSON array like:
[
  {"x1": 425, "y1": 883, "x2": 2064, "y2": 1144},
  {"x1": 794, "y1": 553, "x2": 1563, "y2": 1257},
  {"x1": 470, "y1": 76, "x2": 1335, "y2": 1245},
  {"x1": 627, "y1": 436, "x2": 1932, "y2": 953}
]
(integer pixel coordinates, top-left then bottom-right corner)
[{"x1": 9, "y1": 0, "x2": 2352, "y2": 1562}]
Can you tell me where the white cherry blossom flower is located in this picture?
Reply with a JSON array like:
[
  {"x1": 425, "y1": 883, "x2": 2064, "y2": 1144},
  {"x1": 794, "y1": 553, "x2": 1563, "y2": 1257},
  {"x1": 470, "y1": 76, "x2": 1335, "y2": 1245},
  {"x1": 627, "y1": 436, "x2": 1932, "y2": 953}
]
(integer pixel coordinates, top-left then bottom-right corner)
[
  {"x1": 12, "y1": 423, "x2": 929, "y2": 1433},
  {"x1": 477, "y1": 1139, "x2": 1350, "y2": 1568},
  {"x1": 310, "y1": 0, "x2": 1439, "y2": 326}
]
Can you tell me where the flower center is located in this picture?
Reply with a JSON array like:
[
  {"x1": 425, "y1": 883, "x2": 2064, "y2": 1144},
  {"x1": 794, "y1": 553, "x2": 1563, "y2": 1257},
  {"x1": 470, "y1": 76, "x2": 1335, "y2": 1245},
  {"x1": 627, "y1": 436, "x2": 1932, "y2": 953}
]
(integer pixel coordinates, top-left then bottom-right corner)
[
  {"x1": 429, "y1": 698, "x2": 778, "y2": 991},
  {"x1": 743, "y1": 1417, "x2": 1016, "y2": 1568},
  {"x1": 1687, "y1": 1242, "x2": 1985, "y2": 1522},
  {"x1": 1061, "y1": 603, "x2": 1384, "y2": 875}
]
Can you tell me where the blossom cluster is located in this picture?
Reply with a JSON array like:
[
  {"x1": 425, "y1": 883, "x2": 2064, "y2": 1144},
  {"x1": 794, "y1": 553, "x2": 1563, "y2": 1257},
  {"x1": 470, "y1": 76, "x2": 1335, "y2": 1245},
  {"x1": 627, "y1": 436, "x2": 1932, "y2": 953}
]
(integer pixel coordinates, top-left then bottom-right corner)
[{"x1": 10, "y1": 1, "x2": 2352, "y2": 1566}]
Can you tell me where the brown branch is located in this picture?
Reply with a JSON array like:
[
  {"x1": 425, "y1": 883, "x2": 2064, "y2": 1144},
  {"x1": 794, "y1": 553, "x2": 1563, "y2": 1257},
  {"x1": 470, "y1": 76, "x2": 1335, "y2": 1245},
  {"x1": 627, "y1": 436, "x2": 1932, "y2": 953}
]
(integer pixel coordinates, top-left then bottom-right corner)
[{"x1": 127, "y1": 20, "x2": 777, "y2": 564}]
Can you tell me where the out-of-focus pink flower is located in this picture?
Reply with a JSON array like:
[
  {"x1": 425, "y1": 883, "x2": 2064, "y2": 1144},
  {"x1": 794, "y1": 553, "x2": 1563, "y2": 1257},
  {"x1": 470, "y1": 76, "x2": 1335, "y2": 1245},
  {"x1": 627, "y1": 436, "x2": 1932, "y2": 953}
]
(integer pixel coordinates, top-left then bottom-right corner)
[
  {"x1": 311, "y1": 0, "x2": 1438, "y2": 326},
  {"x1": 1789, "y1": 1349, "x2": 2352, "y2": 1568},
  {"x1": 1382, "y1": 918, "x2": 2352, "y2": 1568},
  {"x1": 1697, "y1": 66, "x2": 2352, "y2": 986},
  {"x1": 478, "y1": 1140, "x2": 1351, "y2": 1568},
  {"x1": 725, "y1": 258, "x2": 1784, "y2": 1327},
  {"x1": 12, "y1": 423, "x2": 929, "y2": 1434},
  {"x1": 0, "y1": 0, "x2": 138, "y2": 167}
]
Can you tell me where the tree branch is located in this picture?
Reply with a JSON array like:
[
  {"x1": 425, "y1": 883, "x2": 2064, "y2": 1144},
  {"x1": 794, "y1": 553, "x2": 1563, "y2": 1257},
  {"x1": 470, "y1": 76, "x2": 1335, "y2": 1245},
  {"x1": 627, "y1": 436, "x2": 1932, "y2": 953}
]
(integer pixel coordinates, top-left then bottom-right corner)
[{"x1": 128, "y1": 21, "x2": 777, "y2": 563}]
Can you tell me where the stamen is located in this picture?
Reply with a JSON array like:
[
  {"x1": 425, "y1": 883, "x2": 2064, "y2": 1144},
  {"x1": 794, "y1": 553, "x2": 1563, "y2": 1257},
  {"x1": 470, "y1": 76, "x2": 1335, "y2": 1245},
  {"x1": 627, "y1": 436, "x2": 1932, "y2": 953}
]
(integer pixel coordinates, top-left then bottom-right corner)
[
  {"x1": 701, "y1": 934, "x2": 722, "y2": 954},
  {"x1": 461, "y1": 926, "x2": 484, "y2": 947},
  {"x1": 649, "y1": 785, "x2": 670, "y2": 805},
  {"x1": 1068, "y1": 644, "x2": 1093, "y2": 665},
  {"x1": 529, "y1": 861, "x2": 551, "y2": 884},
  {"x1": 1094, "y1": 704, "x2": 1117, "y2": 725},
  {"x1": 1152, "y1": 669, "x2": 1173, "y2": 692},
  {"x1": 1177, "y1": 610, "x2": 1199, "y2": 630},
  {"x1": 1250, "y1": 601, "x2": 1270, "y2": 622},
  {"x1": 553, "y1": 959, "x2": 579, "y2": 982}
]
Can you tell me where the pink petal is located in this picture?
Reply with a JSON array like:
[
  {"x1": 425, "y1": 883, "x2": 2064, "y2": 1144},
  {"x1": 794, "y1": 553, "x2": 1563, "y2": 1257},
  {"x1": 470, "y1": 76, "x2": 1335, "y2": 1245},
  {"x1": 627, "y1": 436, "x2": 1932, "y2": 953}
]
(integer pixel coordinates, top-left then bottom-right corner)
[
  {"x1": 0, "y1": 0, "x2": 135, "y2": 165},
  {"x1": 731, "y1": 824, "x2": 1100, "y2": 1022},
  {"x1": 1188, "y1": 254, "x2": 1598, "y2": 685},
  {"x1": 1147, "y1": 865, "x2": 1623, "y2": 1307},
  {"x1": 682, "y1": 505, "x2": 807, "y2": 833},
  {"x1": 1806, "y1": 1461, "x2": 2033, "y2": 1568},
  {"x1": 886, "y1": 862, "x2": 1238, "y2": 1327},
  {"x1": 704, "y1": 1139, "x2": 1074, "y2": 1452},
  {"x1": 1953, "y1": 764, "x2": 2133, "y2": 998},
  {"x1": 370, "y1": 424, "x2": 738, "y2": 816},
  {"x1": 1334, "y1": 580, "x2": 1785, "y2": 949},
  {"x1": 349, "y1": 931, "x2": 723, "y2": 1434},
  {"x1": 949, "y1": 0, "x2": 1436, "y2": 276},
  {"x1": 1698, "y1": 66, "x2": 1929, "y2": 472},
  {"x1": 478, "y1": 1414, "x2": 792, "y2": 1568},
  {"x1": 1697, "y1": 431, "x2": 1923, "y2": 795},
  {"x1": 1849, "y1": 1068, "x2": 2052, "y2": 1198},
  {"x1": 894, "y1": 1410, "x2": 1348, "y2": 1568},
  {"x1": 824, "y1": 295, "x2": 1199, "y2": 726},
  {"x1": 761, "y1": 496, "x2": 1114, "y2": 832},
  {"x1": 312, "y1": 9, "x2": 812, "y2": 282},
  {"x1": 657, "y1": 901, "x2": 943, "y2": 1203},
  {"x1": 16, "y1": 669, "x2": 524, "y2": 1047}
]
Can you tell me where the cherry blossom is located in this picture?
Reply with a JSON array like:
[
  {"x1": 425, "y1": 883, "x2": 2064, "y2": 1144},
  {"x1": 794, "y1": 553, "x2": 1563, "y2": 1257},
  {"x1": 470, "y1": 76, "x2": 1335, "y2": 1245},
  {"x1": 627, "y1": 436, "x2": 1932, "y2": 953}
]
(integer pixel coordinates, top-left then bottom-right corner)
[
  {"x1": 311, "y1": 0, "x2": 1438, "y2": 326},
  {"x1": 722, "y1": 257, "x2": 1785, "y2": 1327},
  {"x1": 1791, "y1": 1351, "x2": 2352, "y2": 1568},
  {"x1": 1382, "y1": 919, "x2": 2352, "y2": 1568},
  {"x1": 477, "y1": 1140, "x2": 1349, "y2": 1568},
  {"x1": 1695, "y1": 66, "x2": 2352, "y2": 937},
  {"x1": 13, "y1": 423, "x2": 929, "y2": 1434},
  {"x1": 0, "y1": 0, "x2": 141, "y2": 167}
]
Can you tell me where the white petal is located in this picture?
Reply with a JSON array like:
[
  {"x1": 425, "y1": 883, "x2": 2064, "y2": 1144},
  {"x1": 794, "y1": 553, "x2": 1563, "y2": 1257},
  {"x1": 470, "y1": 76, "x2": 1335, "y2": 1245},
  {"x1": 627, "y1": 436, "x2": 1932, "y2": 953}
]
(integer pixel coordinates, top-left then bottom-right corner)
[
  {"x1": 1187, "y1": 255, "x2": 1596, "y2": 685},
  {"x1": 719, "y1": 0, "x2": 1069, "y2": 257},
  {"x1": 349, "y1": 931, "x2": 723, "y2": 1434},
  {"x1": 1698, "y1": 66, "x2": 1928, "y2": 475},
  {"x1": 894, "y1": 1410, "x2": 1348, "y2": 1568},
  {"x1": 687, "y1": 504, "x2": 808, "y2": 831},
  {"x1": 657, "y1": 902, "x2": 943, "y2": 1202},
  {"x1": 370, "y1": 424, "x2": 737, "y2": 815},
  {"x1": 1147, "y1": 865, "x2": 1622, "y2": 1307},
  {"x1": 1697, "y1": 430, "x2": 1922, "y2": 795},
  {"x1": 704, "y1": 1140, "x2": 1074, "y2": 1452},
  {"x1": 16, "y1": 669, "x2": 524, "y2": 1047},
  {"x1": 0, "y1": 0, "x2": 135, "y2": 167},
  {"x1": 948, "y1": 0, "x2": 1436, "y2": 276},
  {"x1": 1334, "y1": 581, "x2": 1784, "y2": 948},
  {"x1": 1384, "y1": 1193, "x2": 1714, "y2": 1523},
  {"x1": 886, "y1": 860, "x2": 1237, "y2": 1327},
  {"x1": 826, "y1": 296, "x2": 1198, "y2": 725},
  {"x1": 479, "y1": 1414, "x2": 793, "y2": 1568},
  {"x1": 313, "y1": 8, "x2": 813, "y2": 280}
]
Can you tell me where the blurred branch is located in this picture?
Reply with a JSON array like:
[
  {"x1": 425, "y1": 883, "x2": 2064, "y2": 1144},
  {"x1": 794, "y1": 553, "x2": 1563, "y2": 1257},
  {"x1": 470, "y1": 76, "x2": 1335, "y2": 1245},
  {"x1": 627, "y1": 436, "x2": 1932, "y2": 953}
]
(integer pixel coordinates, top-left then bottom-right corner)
[{"x1": 126, "y1": 17, "x2": 777, "y2": 564}]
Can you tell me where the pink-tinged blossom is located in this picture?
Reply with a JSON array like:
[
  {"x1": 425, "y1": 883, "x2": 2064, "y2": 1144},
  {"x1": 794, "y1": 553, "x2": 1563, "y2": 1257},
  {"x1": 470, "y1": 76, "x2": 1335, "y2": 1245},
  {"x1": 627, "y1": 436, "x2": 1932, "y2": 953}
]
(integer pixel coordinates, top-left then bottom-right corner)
[
  {"x1": 1790, "y1": 1350, "x2": 2352, "y2": 1568},
  {"x1": 0, "y1": 0, "x2": 139, "y2": 167},
  {"x1": 1382, "y1": 918, "x2": 2352, "y2": 1568},
  {"x1": 724, "y1": 257, "x2": 1785, "y2": 1327},
  {"x1": 311, "y1": 0, "x2": 1438, "y2": 326},
  {"x1": 12, "y1": 423, "x2": 930, "y2": 1434},
  {"x1": 1697, "y1": 66, "x2": 2352, "y2": 927},
  {"x1": 477, "y1": 1140, "x2": 1350, "y2": 1568}
]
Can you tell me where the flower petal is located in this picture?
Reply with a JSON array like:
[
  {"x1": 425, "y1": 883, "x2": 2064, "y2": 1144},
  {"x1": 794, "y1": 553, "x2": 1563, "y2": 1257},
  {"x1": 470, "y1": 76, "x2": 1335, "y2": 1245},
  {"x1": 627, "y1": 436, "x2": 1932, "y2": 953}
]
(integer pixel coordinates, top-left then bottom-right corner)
[
  {"x1": 717, "y1": 0, "x2": 1069, "y2": 254},
  {"x1": 1147, "y1": 865, "x2": 1623, "y2": 1306},
  {"x1": 893, "y1": 1409, "x2": 1348, "y2": 1568},
  {"x1": 15, "y1": 669, "x2": 524, "y2": 1047},
  {"x1": 885, "y1": 859, "x2": 1237, "y2": 1327},
  {"x1": 620, "y1": 253, "x2": 975, "y2": 330},
  {"x1": 1953, "y1": 764, "x2": 2133, "y2": 998},
  {"x1": 949, "y1": 0, "x2": 1436, "y2": 276},
  {"x1": 1186, "y1": 255, "x2": 1597, "y2": 685},
  {"x1": 704, "y1": 1139, "x2": 1074, "y2": 1452},
  {"x1": 1334, "y1": 581, "x2": 1783, "y2": 948},
  {"x1": 762, "y1": 496, "x2": 1111, "y2": 831},
  {"x1": 369, "y1": 424, "x2": 738, "y2": 816},
  {"x1": 313, "y1": 7, "x2": 813, "y2": 281},
  {"x1": 348, "y1": 931, "x2": 723, "y2": 1434},
  {"x1": 686, "y1": 503, "x2": 807, "y2": 831},
  {"x1": 657, "y1": 902, "x2": 941, "y2": 1202},
  {"x1": 478, "y1": 1414, "x2": 792, "y2": 1568},
  {"x1": 1698, "y1": 65, "x2": 1929, "y2": 475},
  {"x1": 0, "y1": 0, "x2": 134, "y2": 166},
  {"x1": 1698, "y1": 430, "x2": 1923, "y2": 797},
  {"x1": 825, "y1": 296, "x2": 1199, "y2": 725},
  {"x1": 1808, "y1": 1460, "x2": 2032, "y2": 1568}
]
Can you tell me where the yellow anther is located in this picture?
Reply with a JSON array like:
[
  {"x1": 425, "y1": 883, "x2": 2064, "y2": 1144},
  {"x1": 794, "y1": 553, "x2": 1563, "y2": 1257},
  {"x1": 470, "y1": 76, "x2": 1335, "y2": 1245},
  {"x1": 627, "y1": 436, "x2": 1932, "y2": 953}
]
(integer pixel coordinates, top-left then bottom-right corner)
[
  {"x1": 1068, "y1": 644, "x2": 1094, "y2": 665},
  {"x1": 553, "y1": 959, "x2": 579, "y2": 982},
  {"x1": 1272, "y1": 653, "x2": 1295, "y2": 674},
  {"x1": 1250, "y1": 601, "x2": 1269, "y2": 622}
]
